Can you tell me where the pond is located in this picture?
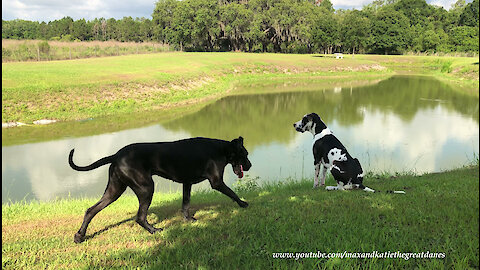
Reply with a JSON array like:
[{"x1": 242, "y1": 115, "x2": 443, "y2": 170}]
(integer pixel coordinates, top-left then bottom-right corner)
[{"x1": 2, "y1": 75, "x2": 479, "y2": 203}]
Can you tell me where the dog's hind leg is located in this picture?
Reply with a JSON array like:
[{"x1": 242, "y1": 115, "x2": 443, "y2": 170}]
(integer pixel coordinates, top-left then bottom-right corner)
[
  {"x1": 130, "y1": 175, "x2": 163, "y2": 234},
  {"x1": 326, "y1": 182, "x2": 344, "y2": 191},
  {"x1": 74, "y1": 166, "x2": 127, "y2": 243},
  {"x1": 182, "y1": 183, "x2": 196, "y2": 221}
]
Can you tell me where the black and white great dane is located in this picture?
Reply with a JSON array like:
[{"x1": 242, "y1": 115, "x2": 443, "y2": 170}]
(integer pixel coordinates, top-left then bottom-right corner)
[
  {"x1": 69, "y1": 136, "x2": 251, "y2": 243},
  {"x1": 293, "y1": 113, "x2": 375, "y2": 192}
]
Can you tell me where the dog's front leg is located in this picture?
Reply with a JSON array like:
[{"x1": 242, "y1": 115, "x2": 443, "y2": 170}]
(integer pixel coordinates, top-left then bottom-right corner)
[
  {"x1": 319, "y1": 164, "x2": 327, "y2": 186},
  {"x1": 182, "y1": 183, "x2": 196, "y2": 221},
  {"x1": 209, "y1": 178, "x2": 248, "y2": 208},
  {"x1": 313, "y1": 163, "x2": 321, "y2": 188}
]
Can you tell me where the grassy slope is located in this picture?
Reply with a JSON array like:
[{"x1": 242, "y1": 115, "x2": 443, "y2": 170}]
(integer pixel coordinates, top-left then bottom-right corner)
[
  {"x1": 2, "y1": 53, "x2": 478, "y2": 123},
  {"x1": 2, "y1": 165, "x2": 478, "y2": 269}
]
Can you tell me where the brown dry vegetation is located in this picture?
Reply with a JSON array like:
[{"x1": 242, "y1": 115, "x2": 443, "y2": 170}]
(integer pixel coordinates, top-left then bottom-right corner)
[{"x1": 2, "y1": 39, "x2": 172, "y2": 62}]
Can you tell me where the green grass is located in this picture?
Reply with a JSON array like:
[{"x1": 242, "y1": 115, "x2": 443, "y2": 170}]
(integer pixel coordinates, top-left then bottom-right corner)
[
  {"x1": 2, "y1": 165, "x2": 478, "y2": 269},
  {"x1": 362, "y1": 54, "x2": 479, "y2": 92},
  {"x1": 3, "y1": 53, "x2": 478, "y2": 123}
]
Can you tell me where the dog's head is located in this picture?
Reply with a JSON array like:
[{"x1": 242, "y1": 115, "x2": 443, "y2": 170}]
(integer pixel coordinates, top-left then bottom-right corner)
[
  {"x1": 293, "y1": 113, "x2": 323, "y2": 134},
  {"x1": 228, "y1": 136, "x2": 252, "y2": 178}
]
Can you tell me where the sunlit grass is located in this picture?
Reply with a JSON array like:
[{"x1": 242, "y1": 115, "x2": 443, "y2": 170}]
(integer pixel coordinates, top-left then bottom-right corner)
[
  {"x1": 2, "y1": 53, "x2": 477, "y2": 125},
  {"x1": 2, "y1": 165, "x2": 478, "y2": 269},
  {"x1": 2, "y1": 52, "x2": 386, "y2": 123}
]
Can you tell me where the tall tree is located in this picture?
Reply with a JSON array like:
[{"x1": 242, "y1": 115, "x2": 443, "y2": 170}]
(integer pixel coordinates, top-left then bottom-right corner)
[
  {"x1": 459, "y1": 0, "x2": 479, "y2": 27},
  {"x1": 370, "y1": 7, "x2": 410, "y2": 54},
  {"x1": 219, "y1": 2, "x2": 252, "y2": 51},
  {"x1": 72, "y1": 19, "x2": 90, "y2": 41},
  {"x1": 341, "y1": 10, "x2": 370, "y2": 54},
  {"x1": 311, "y1": 7, "x2": 338, "y2": 54}
]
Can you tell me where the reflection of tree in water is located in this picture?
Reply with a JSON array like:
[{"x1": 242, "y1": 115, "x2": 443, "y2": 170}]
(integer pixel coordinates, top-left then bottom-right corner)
[
  {"x1": 164, "y1": 76, "x2": 479, "y2": 148},
  {"x1": 357, "y1": 76, "x2": 478, "y2": 123}
]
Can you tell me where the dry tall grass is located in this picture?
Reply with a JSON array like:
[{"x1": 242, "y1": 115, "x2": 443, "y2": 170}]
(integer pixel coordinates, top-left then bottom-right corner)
[{"x1": 2, "y1": 39, "x2": 173, "y2": 62}]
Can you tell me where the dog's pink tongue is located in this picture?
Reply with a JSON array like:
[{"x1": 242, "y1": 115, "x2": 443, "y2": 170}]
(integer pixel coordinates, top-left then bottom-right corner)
[{"x1": 238, "y1": 165, "x2": 244, "y2": 178}]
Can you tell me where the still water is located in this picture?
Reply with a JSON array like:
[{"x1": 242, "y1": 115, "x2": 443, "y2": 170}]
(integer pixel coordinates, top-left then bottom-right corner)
[{"x1": 2, "y1": 76, "x2": 479, "y2": 203}]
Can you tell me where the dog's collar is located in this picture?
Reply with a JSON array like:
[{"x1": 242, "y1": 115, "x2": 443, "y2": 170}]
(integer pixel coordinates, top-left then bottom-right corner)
[{"x1": 313, "y1": 128, "x2": 332, "y2": 143}]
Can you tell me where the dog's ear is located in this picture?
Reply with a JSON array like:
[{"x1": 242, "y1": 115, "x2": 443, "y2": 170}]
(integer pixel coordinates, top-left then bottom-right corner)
[
  {"x1": 231, "y1": 136, "x2": 243, "y2": 146},
  {"x1": 306, "y1": 114, "x2": 313, "y2": 122},
  {"x1": 309, "y1": 113, "x2": 320, "y2": 122}
]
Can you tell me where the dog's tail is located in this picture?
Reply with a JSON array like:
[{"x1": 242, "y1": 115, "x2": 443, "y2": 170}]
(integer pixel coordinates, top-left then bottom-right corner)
[
  {"x1": 69, "y1": 149, "x2": 115, "y2": 171},
  {"x1": 384, "y1": 190, "x2": 406, "y2": 194},
  {"x1": 358, "y1": 184, "x2": 405, "y2": 194}
]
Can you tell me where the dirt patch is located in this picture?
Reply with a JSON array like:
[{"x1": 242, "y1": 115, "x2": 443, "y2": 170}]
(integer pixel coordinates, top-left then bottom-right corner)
[
  {"x1": 452, "y1": 67, "x2": 479, "y2": 81},
  {"x1": 2, "y1": 216, "x2": 80, "y2": 241},
  {"x1": 331, "y1": 64, "x2": 387, "y2": 72}
]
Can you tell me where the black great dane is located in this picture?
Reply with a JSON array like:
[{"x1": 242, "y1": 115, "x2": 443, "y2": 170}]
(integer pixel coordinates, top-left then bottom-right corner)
[{"x1": 69, "y1": 136, "x2": 251, "y2": 243}]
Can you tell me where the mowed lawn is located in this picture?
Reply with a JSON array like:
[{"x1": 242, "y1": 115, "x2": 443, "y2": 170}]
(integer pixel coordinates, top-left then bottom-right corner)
[
  {"x1": 2, "y1": 165, "x2": 478, "y2": 269},
  {"x1": 1, "y1": 52, "x2": 380, "y2": 122},
  {"x1": 3, "y1": 52, "x2": 478, "y2": 123}
]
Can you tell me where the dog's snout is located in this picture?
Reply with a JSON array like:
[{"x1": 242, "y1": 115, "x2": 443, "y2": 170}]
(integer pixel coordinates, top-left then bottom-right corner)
[{"x1": 244, "y1": 159, "x2": 252, "y2": 171}]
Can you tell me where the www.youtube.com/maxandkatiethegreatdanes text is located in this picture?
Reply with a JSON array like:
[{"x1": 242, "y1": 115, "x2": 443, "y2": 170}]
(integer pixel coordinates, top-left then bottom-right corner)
[{"x1": 272, "y1": 251, "x2": 446, "y2": 261}]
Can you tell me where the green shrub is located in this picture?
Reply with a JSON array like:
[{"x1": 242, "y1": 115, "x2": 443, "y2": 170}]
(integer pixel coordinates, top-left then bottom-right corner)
[
  {"x1": 38, "y1": 41, "x2": 50, "y2": 54},
  {"x1": 60, "y1": 34, "x2": 73, "y2": 42},
  {"x1": 441, "y1": 61, "x2": 453, "y2": 73}
]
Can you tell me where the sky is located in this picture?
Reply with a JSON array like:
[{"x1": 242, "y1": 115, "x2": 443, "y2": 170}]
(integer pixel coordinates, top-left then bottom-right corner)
[{"x1": 2, "y1": 0, "x2": 465, "y2": 22}]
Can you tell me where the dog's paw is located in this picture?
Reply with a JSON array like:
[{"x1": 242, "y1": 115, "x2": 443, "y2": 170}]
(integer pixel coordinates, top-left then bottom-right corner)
[
  {"x1": 74, "y1": 232, "x2": 85, "y2": 244},
  {"x1": 150, "y1": 227, "x2": 163, "y2": 234},
  {"x1": 238, "y1": 200, "x2": 249, "y2": 208},
  {"x1": 184, "y1": 216, "x2": 197, "y2": 222}
]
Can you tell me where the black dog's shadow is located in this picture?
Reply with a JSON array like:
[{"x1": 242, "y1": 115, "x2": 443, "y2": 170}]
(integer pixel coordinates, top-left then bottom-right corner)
[
  {"x1": 85, "y1": 217, "x2": 135, "y2": 241},
  {"x1": 85, "y1": 199, "x2": 219, "y2": 241}
]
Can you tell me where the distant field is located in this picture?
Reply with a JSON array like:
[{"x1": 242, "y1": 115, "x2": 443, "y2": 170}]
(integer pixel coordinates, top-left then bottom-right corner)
[
  {"x1": 2, "y1": 52, "x2": 478, "y2": 123},
  {"x1": 2, "y1": 39, "x2": 172, "y2": 62}
]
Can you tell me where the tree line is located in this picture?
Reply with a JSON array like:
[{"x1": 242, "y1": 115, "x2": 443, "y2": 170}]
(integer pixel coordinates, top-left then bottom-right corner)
[{"x1": 2, "y1": 0, "x2": 478, "y2": 54}]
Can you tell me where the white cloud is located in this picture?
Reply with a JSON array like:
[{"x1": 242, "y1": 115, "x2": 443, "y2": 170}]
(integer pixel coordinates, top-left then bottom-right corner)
[
  {"x1": 331, "y1": 0, "x2": 373, "y2": 10},
  {"x1": 2, "y1": 0, "x2": 156, "y2": 21},
  {"x1": 429, "y1": 0, "x2": 457, "y2": 9}
]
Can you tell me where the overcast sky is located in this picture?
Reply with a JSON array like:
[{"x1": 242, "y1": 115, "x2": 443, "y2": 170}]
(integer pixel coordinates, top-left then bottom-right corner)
[{"x1": 2, "y1": 0, "x2": 463, "y2": 22}]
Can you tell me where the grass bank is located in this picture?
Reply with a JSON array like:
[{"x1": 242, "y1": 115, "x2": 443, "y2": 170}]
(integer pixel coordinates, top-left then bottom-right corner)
[
  {"x1": 2, "y1": 165, "x2": 478, "y2": 269},
  {"x1": 2, "y1": 53, "x2": 478, "y2": 124}
]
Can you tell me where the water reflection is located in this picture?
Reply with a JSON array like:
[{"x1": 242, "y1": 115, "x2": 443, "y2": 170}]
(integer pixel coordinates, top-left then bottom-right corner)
[
  {"x1": 164, "y1": 75, "x2": 478, "y2": 147},
  {"x1": 2, "y1": 76, "x2": 478, "y2": 203}
]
